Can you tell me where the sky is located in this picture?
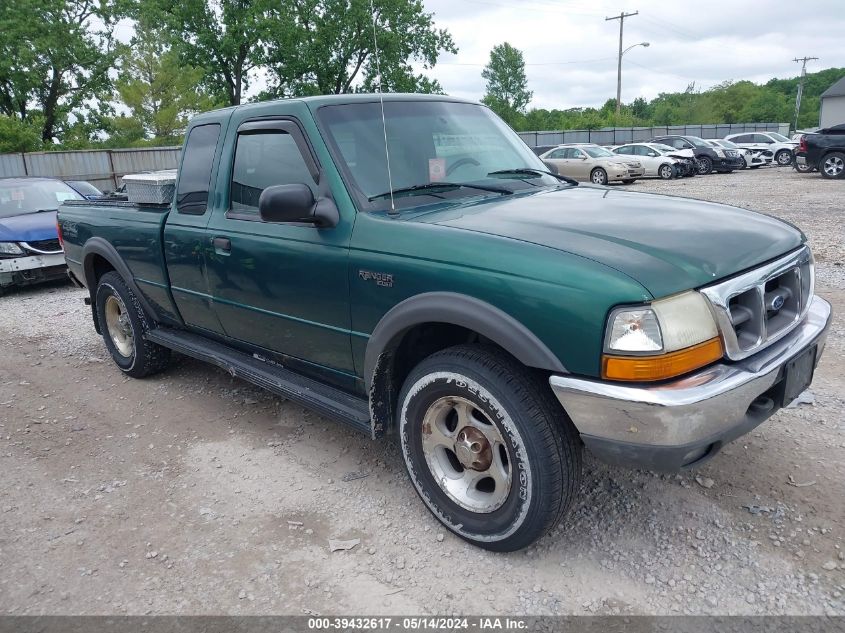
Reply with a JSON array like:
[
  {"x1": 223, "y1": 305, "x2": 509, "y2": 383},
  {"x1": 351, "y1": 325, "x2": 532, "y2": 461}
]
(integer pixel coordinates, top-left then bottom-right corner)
[{"x1": 416, "y1": 0, "x2": 845, "y2": 110}]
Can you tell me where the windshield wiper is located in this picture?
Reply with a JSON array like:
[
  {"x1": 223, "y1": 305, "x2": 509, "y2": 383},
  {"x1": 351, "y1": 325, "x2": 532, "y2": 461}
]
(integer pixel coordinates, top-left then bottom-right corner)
[
  {"x1": 487, "y1": 168, "x2": 579, "y2": 186},
  {"x1": 368, "y1": 181, "x2": 513, "y2": 201}
]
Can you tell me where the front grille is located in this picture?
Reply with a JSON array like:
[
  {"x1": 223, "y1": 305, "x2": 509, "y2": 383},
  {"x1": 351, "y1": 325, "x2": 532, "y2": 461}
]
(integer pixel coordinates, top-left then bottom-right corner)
[
  {"x1": 701, "y1": 247, "x2": 813, "y2": 360},
  {"x1": 21, "y1": 239, "x2": 62, "y2": 254}
]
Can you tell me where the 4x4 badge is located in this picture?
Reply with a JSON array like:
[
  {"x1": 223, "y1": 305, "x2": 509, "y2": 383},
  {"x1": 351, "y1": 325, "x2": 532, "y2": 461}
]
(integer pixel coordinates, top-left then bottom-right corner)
[{"x1": 359, "y1": 270, "x2": 394, "y2": 288}]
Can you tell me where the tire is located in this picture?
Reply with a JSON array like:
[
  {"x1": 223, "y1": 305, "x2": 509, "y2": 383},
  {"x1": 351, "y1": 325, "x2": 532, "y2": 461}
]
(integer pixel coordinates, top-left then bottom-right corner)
[
  {"x1": 621, "y1": 179, "x2": 636, "y2": 184},
  {"x1": 95, "y1": 271, "x2": 171, "y2": 378},
  {"x1": 590, "y1": 168, "x2": 608, "y2": 185},
  {"x1": 658, "y1": 163, "x2": 674, "y2": 179},
  {"x1": 696, "y1": 156, "x2": 713, "y2": 175},
  {"x1": 740, "y1": 156, "x2": 748, "y2": 169},
  {"x1": 820, "y1": 152, "x2": 845, "y2": 179},
  {"x1": 397, "y1": 345, "x2": 582, "y2": 552},
  {"x1": 794, "y1": 159, "x2": 814, "y2": 173},
  {"x1": 775, "y1": 149, "x2": 793, "y2": 166}
]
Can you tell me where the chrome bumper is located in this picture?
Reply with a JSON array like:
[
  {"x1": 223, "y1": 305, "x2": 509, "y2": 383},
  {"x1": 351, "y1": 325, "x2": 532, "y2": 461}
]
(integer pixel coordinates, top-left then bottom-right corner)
[{"x1": 549, "y1": 295, "x2": 831, "y2": 471}]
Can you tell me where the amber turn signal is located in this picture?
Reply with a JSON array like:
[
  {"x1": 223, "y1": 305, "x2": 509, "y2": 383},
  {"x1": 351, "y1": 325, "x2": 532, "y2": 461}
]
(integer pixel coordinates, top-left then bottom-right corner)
[{"x1": 602, "y1": 337, "x2": 723, "y2": 382}]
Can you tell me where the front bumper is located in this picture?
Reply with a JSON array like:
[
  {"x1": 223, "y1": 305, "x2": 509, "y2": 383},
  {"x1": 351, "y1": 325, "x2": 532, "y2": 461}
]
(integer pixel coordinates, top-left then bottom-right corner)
[
  {"x1": 549, "y1": 295, "x2": 831, "y2": 472},
  {"x1": 715, "y1": 156, "x2": 744, "y2": 171},
  {"x1": 0, "y1": 253, "x2": 67, "y2": 288}
]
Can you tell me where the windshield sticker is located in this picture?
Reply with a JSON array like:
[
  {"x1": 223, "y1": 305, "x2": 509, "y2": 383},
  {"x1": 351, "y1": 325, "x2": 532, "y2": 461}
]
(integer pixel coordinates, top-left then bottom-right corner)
[
  {"x1": 11, "y1": 190, "x2": 24, "y2": 201},
  {"x1": 429, "y1": 158, "x2": 446, "y2": 182}
]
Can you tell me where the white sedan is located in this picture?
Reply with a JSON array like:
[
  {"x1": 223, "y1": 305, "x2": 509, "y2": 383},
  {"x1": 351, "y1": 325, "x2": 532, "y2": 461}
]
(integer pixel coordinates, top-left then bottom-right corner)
[
  {"x1": 724, "y1": 132, "x2": 797, "y2": 166},
  {"x1": 611, "y1": 143, "x2": 685, "y2": 179}
]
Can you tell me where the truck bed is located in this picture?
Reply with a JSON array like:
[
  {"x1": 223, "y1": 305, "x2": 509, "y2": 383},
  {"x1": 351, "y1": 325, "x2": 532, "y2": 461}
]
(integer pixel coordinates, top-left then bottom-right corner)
[{"x1": 59, "y1": 199, "x2": 177, "y2": 320}]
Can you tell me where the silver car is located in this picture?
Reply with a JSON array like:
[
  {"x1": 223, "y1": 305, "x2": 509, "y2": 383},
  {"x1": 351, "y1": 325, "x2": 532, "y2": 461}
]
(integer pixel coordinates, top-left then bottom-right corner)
[{"x1": 540, "y1": 144, "x2": 645, "y2": 185}]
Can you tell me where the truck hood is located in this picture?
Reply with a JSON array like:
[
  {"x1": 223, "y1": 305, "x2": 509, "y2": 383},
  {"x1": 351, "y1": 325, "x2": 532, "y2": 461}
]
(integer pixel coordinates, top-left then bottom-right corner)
[
  {"x1": 414, "y1": 186, "x2": 803, "y2": 298},
  {"x1": 0, "y1": 211, "x2": 58, "y2": 243}
]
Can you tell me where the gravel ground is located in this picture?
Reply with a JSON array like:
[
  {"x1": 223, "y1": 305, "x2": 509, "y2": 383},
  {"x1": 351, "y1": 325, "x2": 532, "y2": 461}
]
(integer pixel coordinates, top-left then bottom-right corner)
[{"x1": 1, "y1": 167, "x2": 843, "y2": 616}]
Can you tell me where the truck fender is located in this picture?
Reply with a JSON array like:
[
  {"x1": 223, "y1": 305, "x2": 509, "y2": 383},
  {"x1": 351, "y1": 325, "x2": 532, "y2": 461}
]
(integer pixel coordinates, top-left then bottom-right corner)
[
  {"x1": 364, "y1": 292, "x2": 567, "y2": 437},
  {"x1": 81, "y1": 237, "x2": 163, "y2": 330}
]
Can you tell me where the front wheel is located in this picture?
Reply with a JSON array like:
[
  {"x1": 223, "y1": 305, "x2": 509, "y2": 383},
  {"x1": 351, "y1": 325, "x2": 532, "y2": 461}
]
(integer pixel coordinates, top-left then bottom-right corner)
[
  {"x1": 775, "y1": 149, "x2": 793, "y2": 166},
  {"x1": 820, "y1": 152, "x2": 845, "y2": 179},
  {"x1": 621, "y1": 178, "x2": 636, "y2": 184},
  {"x1": 398, "y1": 345, "x2": 582, "y2": 552},
  {"x1": 696, "y1": 156, "x2": 713, "y2": 174},
  {"x1": 590, "y1": 168, "x2": 608, "y2": 185},
  {"x1": 658, "y1": 163, "x2": 675, "y2": 179},
  {"x1": 95, "y1": 271, "x2": 171, "y2": 378}
]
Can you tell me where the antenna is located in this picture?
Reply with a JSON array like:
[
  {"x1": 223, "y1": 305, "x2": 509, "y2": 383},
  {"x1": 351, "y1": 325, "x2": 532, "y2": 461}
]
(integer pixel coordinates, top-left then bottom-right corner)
[{"x1": 369, "y1": 0, "x2": 397, "y2": 215}]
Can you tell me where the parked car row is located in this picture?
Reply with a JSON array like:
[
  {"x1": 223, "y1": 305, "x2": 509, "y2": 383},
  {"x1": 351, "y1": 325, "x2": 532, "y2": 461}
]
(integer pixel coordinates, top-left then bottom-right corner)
[{"x1": 530, "y1": 130, "x2": 800, "y2": 184}]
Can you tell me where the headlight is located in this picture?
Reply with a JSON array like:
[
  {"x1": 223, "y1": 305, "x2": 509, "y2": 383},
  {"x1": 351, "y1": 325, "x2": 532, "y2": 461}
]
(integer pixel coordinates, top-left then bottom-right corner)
[
  {"x1": 712, "y1": 148, "x2": 725, "y2": 158},
  {"x1": 0, "y1": 242, "x2": 24, "y2": 256},
  {"x1": 603, "y1": 292, "x2": 722, "y2": 381}
]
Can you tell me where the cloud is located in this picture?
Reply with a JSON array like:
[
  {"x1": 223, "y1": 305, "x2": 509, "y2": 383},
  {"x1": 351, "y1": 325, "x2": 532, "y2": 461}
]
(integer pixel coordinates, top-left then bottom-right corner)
[{"x1": 420, "y1": 0, "x2": 844, "y2": 109}]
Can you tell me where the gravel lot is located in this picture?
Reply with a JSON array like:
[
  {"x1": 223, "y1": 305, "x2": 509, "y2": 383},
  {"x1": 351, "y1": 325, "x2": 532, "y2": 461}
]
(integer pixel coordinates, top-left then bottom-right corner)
[{"x1": 1, "y1": 167, "x2": 843, "y2": 616}]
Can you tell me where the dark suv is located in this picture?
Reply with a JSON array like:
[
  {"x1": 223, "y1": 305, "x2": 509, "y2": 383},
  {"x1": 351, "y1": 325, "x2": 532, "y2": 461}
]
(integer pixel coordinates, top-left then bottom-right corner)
[{"x1": 652, "y1": 135, "x2": 743, "y2": 174}]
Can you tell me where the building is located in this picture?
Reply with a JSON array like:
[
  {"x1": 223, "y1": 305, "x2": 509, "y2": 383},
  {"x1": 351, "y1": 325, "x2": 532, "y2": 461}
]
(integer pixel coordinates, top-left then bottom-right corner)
[{"x1": 819, "y1": 76, "x2": 845, "y2": 128}]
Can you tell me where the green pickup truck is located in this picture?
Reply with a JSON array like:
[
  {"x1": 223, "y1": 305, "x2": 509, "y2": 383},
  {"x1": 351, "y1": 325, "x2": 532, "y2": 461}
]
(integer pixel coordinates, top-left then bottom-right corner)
[{"x1": 58, "y1": 94, "x2": 831, "y2": 551}]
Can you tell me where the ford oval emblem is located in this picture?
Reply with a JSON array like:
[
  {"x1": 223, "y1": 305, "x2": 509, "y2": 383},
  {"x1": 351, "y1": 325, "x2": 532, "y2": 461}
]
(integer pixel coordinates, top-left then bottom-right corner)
[{"x1": 771, "y1": 294, "x2": 785, "y2": 311}]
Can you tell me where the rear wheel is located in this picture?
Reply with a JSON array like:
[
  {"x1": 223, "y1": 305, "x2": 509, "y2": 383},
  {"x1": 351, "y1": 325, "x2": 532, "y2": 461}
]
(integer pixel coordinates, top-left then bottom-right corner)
[
  {"x1": 658, "y1": 163, "x2": 674, "y2": 179},
  {"x1": 794, "y1": 159, "x2": 814, "y2": 173},
  {"x1": 696, "y1": 156, "x2": 713, "y2": 174},
  {"x1": 775, "y1": 149, "x2": 793, "y2": 166},
  {"x1": 95, "y1": 271, "x2": 171, "y2": 378},
  {"x1": 820, "y1": 152, "x2": 845, "y2": 179},
  {"x1": 398, "y1": 345, "x2": 582, "y2": 552},
  {"x1": 590, "y1": 168, "x2": 608, "y2": 185}
]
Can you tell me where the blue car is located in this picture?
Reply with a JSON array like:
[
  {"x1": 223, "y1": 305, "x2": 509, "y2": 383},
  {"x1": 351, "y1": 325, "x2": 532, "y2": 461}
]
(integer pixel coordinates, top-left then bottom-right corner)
[{"x1": 0, "y1": 177, "x2": 83, "y2": 295}]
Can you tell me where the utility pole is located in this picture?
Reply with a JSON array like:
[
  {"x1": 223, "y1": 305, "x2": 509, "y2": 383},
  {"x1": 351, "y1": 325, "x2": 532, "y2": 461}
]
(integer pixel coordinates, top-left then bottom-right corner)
[
  {"x1": 792, "y1": 56, "x2": 818, "y2": 131},
  {"x1": 607, "y1": 10, "x2": 638, "y2": 117}
]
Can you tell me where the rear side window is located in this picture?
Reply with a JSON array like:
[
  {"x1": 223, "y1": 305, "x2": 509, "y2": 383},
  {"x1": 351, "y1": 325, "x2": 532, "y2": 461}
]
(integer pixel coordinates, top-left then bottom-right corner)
[
  {"x1": 615, "y1": 146, "x2": 632, "y2": 155},
  {"x1": 230, "y1": 131, "x2": 317, "y2": 218},
  {"x1": 176, "y1": 124, "x2": 221, "y2": 215}
]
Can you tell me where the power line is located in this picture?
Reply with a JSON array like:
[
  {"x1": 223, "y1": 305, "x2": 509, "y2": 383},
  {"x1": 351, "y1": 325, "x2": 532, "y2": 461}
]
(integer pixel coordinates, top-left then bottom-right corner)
[
  {"x1": 440, "y1": 56, "x2": 616, "y2": 67},
  {"x1": 792, "y1": 55, "x2": 819, "y2": 131}
]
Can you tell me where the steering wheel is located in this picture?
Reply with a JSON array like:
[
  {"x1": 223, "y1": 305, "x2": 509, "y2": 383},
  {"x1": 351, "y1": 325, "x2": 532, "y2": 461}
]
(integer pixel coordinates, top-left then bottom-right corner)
[{"x1": 446, "y1": 157, "x2": 481, "y2": 177}]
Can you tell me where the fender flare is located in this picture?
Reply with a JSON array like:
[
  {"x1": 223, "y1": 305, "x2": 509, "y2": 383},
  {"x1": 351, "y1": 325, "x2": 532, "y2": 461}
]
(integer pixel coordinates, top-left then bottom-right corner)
[
  {"x1": 363, "y1": 292, "x2": 567, "y2": 392},
  {"x1": 81, "y1": 237, "x2": 163, "y2": 326}
]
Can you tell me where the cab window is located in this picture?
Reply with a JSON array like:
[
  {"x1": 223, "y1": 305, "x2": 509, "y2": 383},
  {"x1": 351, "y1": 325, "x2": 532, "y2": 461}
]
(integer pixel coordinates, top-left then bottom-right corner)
[
  {"x1": 229, "y1": 131, "x2": 317, "y2": 219},
  {"x1": 176, "y1": 124, "x2": 221, "y2": 215}
]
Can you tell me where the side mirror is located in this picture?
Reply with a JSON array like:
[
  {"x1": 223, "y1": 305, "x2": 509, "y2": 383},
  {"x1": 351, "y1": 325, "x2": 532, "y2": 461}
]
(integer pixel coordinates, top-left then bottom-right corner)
[
  {"x1": 258, "y1": 184, "x2": 338, "y2": 227},
  {"x1": 648, "y1": 151, "x2": 658, "y2": 157},
  {"x1": 577, "y1": 155, "x2": 587, "y2": 160},
  {"x1": 542, "y1": 160, "x2": 559, "y2": 174}
]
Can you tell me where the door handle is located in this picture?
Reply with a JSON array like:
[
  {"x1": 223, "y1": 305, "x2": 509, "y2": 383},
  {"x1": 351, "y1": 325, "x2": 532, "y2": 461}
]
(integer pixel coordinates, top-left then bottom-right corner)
[{"x1": 212, "y1": 237, "x2": 231, "y2": 254}]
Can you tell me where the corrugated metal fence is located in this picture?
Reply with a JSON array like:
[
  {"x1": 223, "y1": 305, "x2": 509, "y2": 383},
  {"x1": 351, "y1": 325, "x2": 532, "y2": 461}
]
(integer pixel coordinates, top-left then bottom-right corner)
[
  {"x1": 0, "y1": 147, "x2": 180, "y2": 191},
  {"x1": 518, "y1": 123, "x2": 790, "y2": 147}
]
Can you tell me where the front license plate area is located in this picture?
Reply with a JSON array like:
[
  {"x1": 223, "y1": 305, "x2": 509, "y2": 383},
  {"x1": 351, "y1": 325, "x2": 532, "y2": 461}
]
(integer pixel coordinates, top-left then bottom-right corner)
[{"x1": 783, "y1": 345, "x2": 816, "y2": 407}]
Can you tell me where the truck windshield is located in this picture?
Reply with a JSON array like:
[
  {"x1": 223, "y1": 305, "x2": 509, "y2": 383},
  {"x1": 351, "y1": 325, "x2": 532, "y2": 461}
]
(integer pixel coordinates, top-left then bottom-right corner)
[
  {"x1": 0, "y1": 179, "x2": 82, "y2": 219},
  {"x1": 316, "y1": 100, "x2": 561, "y2": 210}
]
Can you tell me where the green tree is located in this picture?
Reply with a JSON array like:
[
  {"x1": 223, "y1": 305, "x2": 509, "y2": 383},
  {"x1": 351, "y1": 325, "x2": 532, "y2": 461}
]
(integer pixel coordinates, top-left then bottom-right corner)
[
  {"x1": 481, "y1": 42, "x2": 532, "y2": 125},
  {"x1": 262, "y1": 0, "x2": 456, "y2": 97},
  {"x1": 140, "y1": 0, "x2": 272, "y2": 106},
  {"x1": 0, "y1": 0, "x2": 117, "y2": 143},
  {"x1": 115, "y1": 22, "x2": 216, "y2": 144},
  {"x1": 0, "y1": 115, "x2": 42, "y2": 152}
]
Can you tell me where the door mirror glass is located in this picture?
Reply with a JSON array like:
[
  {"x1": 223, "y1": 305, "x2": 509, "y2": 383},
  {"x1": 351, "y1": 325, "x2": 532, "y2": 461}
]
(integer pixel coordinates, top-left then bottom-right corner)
[{"x1": 259, "y1": 184, "x2": 316, "y2": 223}]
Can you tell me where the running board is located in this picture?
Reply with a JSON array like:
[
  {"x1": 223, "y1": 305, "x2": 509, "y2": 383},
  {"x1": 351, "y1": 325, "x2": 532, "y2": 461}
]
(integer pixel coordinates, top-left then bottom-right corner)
[{"x1": 146, "y1": 327, "x2": 371, "y2": 435}]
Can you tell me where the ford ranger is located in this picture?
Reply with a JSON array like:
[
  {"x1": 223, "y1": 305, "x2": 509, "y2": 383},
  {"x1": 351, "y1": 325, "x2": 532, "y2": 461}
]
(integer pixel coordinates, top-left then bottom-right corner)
[{"x1": 57, "y1": 94, "x2": 831, "y2": 551}]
